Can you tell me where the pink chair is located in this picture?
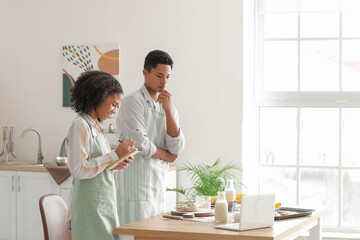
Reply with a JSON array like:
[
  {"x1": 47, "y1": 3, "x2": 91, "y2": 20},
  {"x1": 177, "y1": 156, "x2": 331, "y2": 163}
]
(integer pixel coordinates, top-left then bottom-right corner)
[{"x1": 39, "y1": 193, "x2": 72, "y2": 240}]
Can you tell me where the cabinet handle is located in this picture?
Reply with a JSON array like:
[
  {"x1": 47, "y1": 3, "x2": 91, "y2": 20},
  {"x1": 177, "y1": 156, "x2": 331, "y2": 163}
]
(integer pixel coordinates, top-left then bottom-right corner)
[
  {"x1": 17, "y1": 176, "x2": 20, "y2": 192},
  {"x1": 11, "y1": 175, "x2": 15, "y2": 191}
]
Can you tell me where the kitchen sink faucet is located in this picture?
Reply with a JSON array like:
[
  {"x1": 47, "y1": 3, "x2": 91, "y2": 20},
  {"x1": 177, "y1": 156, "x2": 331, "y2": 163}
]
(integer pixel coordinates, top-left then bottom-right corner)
[{"x1": 21, "y1": 128, "x2": 44, "y2": 164}]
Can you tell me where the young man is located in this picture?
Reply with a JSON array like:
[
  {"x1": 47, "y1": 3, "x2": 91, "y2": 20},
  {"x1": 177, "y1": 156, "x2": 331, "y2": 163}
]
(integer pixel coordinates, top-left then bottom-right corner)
[{"x1": 116, "y1": 50, "x2": 185, "y2": 225}]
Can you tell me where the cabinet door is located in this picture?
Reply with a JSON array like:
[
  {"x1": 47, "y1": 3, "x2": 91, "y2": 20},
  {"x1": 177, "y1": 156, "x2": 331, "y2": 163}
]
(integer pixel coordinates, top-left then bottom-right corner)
[
  {"x1": 0, "y1": 171, "x2": 16, "y2": 240},
  {"x1": 60, "y1": 176, "x2": 73, "y2": 207},
  {"x1": 16, "y1": 172, "x2": 60, "y2": 240},
  {"x1": 60, "y1": 188, "x2": 71, "y2": 208}
]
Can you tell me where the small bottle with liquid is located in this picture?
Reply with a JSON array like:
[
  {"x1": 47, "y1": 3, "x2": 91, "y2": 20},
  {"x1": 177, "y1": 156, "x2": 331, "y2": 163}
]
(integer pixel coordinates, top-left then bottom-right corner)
[
  {"x1": 215, "y1": 191, "x2": 228, "y2": 223},
  {"x1": 225, "y1": 179, "x2": 236, "y2": 202},
  {"x1": 225, "y1": 179, "x2": 236, "y2": 211}
]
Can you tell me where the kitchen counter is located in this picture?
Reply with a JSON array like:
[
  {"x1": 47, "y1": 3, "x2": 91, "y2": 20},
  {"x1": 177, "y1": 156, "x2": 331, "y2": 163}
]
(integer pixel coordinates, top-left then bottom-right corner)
[
  {"x1": 0, "y1": 162, "x2": 177, "y2": 172},
  {"x1": 0, "y1": 163, "x2": 48, "y2": 172}
]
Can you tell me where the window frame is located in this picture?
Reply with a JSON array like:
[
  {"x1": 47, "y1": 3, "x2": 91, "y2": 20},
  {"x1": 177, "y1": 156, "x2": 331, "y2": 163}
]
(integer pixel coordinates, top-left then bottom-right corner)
[{"x1": 250, "y1": 1, "x2": 360, "y2": 232}]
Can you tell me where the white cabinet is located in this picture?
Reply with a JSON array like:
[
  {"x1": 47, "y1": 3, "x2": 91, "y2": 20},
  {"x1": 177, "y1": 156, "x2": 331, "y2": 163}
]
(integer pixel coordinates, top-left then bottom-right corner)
[
  {"x1": 60, "y1": 176, "x2": 73, "y2": 208},
  {"x1": 0, "y1": 171, "x2": 60, "y2": 240},
  {"x1": 0, "y1": 171, "x2": 16, "y2": 240}
]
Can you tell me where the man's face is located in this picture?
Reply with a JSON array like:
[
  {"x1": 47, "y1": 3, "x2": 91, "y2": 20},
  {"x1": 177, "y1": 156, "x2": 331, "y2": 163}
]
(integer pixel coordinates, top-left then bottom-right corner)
[{"x1": 143, "y1": 64, "x2": 172, "y2": 96}]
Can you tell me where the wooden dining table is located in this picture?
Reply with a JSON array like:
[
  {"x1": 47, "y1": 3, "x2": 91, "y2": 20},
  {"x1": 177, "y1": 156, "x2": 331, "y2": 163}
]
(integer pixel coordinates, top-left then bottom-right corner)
[{"x1": 114, "y1": 207, "x2": 328, "y2": 240}]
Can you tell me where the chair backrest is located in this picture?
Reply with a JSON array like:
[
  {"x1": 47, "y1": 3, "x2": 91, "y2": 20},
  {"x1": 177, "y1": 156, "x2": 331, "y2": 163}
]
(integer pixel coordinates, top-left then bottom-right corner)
[{"x1": 39, "y1": 193, "x2": 72, "y2": 240}]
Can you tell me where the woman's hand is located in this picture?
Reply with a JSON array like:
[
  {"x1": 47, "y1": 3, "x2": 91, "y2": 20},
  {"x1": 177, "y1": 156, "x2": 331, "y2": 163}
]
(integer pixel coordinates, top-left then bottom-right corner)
[
  {"x1": 114, "y1": 155, "x2": 134, "y2": 170},
  {"x1": 114, "y1": 138, "x2": 135, "y2": 158},
  {"x1": 113, "y1": 138, "x2": 135, "y2": 170}
]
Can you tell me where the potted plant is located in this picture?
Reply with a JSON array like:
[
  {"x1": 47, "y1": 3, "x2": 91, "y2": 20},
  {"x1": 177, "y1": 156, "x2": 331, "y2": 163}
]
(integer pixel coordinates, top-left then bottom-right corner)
[{"x1": 167, "y1": 158, "x2": 244, "y2": 205}]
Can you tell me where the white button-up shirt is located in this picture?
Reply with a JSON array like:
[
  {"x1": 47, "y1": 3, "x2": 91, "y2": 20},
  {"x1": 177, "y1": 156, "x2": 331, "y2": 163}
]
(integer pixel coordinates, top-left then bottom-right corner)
[{"x1": 116, "y1": 84, "x2": 185, "y2": 159}]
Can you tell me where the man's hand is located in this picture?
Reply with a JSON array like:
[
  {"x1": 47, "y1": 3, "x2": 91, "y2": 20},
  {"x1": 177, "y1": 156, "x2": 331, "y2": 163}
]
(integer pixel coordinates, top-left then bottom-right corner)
[
  {"x1": 151, "y1": 147, "x2": 178, "y2": 163},
  {"x1": 158, "y1": 90, "x2": 172, "y2": 112},
  {"x1": 163, "y1": 151, "x2": 178, "y2": 163},
  {"x1": 158, "y1": 89, "x2": 180, "y2": 137}
]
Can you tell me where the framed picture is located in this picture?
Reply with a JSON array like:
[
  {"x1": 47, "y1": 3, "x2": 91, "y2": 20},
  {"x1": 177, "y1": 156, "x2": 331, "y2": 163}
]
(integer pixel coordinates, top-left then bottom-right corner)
[{"x1": 62, "y1": 44, "x2": 120, "y2": 107}]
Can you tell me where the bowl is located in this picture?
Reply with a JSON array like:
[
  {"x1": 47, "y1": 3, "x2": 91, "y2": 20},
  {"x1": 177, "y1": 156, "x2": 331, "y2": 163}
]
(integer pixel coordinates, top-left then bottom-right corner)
[{"x1": 55, "y1": 156, "x2": 68, "y2": 166}]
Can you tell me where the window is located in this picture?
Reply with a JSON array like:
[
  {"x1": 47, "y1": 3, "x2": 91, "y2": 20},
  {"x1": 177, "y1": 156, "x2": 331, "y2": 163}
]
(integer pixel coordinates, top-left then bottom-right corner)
[{"x1": 250, "y1": 0, "x2": 360, "y2": 231}]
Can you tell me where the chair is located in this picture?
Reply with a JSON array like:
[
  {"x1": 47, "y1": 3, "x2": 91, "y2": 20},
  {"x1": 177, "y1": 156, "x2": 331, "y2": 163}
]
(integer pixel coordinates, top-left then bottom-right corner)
[{"x1": 39, "y1": 193, "x2": 72, "y2": 240}]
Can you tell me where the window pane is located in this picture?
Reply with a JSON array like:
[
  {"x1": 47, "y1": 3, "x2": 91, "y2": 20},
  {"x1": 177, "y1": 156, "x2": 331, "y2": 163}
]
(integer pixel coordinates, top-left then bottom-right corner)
[
  {"x1": 259, "y1": 167, "x2": 297, "y2": 205},
  {"x1": 342, "y1": 108, "x2": 360, "y2": 167},
  {"x1": 259, "y1": 107, "x2": 297, "y2": 165},
  {"x1": 300, "y1": 108, "x2": 339, "y2": 165},
  {"x1": 264, "y1": 41, "x2": 297, "y2": 91},
  {"x1": 300, "y1": 13, "x2": 339, "y2": 38},
  {"x1": 301, "y1": 0, "x2": 343, "y2": 12},
  {"x1": 264, "y1": 13, "x2": 298, "y2": 38},
  {"x1": 300, "y1": 168, "x2": 338, "y2": 225},
  {"x1": 300, "y1": 40, "x2": 339, "y2": 91},
  {"x1": 342, "y1": 40, "x2": 360, "y2": 91},
  {"x1": 342, "y1": 169, "x2": 360, "y2": 227},
  {"x1": 342, "y1": 12, "x2": 360, "y2": 37}
]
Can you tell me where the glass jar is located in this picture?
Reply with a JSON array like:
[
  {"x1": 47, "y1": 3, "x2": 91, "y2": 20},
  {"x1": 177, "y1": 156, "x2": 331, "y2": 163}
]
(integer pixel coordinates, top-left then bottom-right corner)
[
  {"x1": 196, "y1": 195, "x2": 211, "y2": 210},
  {"x1": 233, "y1": 203, "x2": 241, "y2": 223},
  {"x1": 215, "y1": 191, "x2": 228, "y2": 223}
]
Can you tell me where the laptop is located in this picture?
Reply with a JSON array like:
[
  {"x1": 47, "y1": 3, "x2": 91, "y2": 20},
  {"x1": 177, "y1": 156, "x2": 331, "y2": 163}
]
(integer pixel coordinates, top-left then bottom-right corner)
[{"x1": 215, "y1": 193, "x2": 276, "y2": 231}]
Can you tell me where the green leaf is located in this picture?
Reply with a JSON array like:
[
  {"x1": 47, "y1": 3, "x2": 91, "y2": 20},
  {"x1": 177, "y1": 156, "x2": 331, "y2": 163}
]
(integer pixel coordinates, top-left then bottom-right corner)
[{"x1": 172, "y1": 158, "x2": 244, "y2": 203}]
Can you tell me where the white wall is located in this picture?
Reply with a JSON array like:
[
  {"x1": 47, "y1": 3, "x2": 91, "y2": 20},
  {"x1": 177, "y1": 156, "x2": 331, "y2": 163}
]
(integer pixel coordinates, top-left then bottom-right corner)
[{"x1": 0, "y1": 0, "x2": 243, "y2": 191}]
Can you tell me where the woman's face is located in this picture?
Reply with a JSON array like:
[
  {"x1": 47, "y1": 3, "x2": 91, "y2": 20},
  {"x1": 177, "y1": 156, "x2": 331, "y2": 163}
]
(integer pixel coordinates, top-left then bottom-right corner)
[{"x1": 91, "y1": 93, "x2": 123, "y2": 121}]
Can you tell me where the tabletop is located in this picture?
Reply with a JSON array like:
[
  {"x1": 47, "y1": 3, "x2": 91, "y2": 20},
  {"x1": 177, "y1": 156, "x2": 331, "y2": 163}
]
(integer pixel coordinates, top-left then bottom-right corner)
[{"x1": 114, "y1": 207, "x2": 328, "y2": 240}]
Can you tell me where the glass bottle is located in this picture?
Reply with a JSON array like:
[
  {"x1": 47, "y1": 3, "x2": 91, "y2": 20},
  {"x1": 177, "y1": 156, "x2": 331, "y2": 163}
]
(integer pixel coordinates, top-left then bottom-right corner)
[
  {"x1": 225, "y1": 179, "x2": 236, "y2": 203},
  {"x1": 215, "y1": 191, "x2": 228, "y2": 223},
  {"x1": 233, "y1": 203, "x2": 241, "y2": 223}
]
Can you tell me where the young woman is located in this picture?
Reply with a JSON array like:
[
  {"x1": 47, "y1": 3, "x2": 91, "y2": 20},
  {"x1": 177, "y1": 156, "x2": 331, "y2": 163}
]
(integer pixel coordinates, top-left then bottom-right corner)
[{"x1": 66, "y1": 70, "x2": 134, "y2": 240}]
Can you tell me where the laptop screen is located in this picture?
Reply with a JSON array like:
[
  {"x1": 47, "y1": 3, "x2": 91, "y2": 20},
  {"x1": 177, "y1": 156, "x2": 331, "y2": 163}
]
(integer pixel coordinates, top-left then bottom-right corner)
[
  {"x1": 215, "y1": 193, "x2": 276, "y2": 231},
  {"x1": 239, "y1": 193, "x2": 275, "y2": 230}
]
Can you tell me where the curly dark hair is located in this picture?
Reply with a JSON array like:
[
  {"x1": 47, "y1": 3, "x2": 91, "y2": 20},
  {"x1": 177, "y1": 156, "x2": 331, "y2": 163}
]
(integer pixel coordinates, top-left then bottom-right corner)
[
  {"x1": 70, "y1": 70, "x2": 123, "y2": 114},
  {"x1": 144, "y1": 50, "x2": 173, "y2": 73}
]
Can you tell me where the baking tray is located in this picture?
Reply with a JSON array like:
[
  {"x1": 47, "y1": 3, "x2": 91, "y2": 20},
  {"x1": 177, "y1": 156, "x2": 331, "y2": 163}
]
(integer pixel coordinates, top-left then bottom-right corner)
[{"x1": 275, "y1": 207, "x2": 315, "y2": 220}]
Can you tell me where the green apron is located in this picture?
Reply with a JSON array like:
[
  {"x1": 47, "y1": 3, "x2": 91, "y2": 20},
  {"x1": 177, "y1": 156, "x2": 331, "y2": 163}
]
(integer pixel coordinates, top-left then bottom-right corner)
[{"x1": 71, "y1": 116, "x2": 120, "y2": 240}]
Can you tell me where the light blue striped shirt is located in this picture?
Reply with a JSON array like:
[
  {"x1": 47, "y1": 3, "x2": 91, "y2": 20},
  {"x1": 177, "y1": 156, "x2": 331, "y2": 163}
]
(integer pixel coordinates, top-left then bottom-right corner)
[
  {"x1": 66, "y1": 114, "x2": 118, "y2": 179},
  {"x1": 116, "y1": 84, "x2": 185, "y2": 159}
]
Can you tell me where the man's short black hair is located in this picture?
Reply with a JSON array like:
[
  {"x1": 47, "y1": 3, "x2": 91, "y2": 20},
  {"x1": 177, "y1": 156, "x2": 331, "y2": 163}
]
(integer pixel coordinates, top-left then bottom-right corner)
[
  {"x1": 71, "y1": 70, "x2": 123, "y2": 114},
  {"x1": 144, "y1": 50, "x2": 173, "y2": 72}
]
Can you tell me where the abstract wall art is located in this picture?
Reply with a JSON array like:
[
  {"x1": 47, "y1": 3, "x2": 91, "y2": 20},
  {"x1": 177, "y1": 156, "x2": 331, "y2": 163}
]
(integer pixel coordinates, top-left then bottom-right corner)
[{"x1": 62, "y1": 44, "x2": 120, "y2": 107}]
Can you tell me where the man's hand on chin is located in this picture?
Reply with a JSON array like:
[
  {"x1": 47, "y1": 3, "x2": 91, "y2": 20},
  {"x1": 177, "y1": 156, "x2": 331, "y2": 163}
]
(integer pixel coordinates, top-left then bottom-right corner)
[{"x1": 158, "y1": 90, "x2": 172, "y2": 112}]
